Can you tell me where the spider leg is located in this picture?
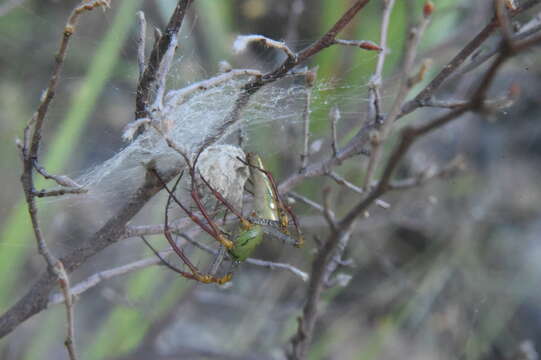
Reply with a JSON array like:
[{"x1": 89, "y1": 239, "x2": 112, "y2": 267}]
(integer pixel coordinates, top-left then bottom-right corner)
[
  {"x1": 151, "y1": 168, "x2": 227, "y2": 246},
  {"x1": 198, "y1": 173, "x2": 252, "y2": 230},
  {"x1": 187, "y1": 167, "x2": 235, "y2": 249},
  {"x1": 142, "y1": 234, "x2": 232, "y2": 284},
  {"x1": 140, "y1": 235, "x2": 198, "y2": 280},
  {"x1": 149, "y1": 170, "x2": 232, "y2": 284}
]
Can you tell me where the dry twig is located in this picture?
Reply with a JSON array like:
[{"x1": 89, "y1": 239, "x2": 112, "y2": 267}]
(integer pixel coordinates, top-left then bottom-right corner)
[
  {"x1": 16, "y1": 1, "x2": 112, "y2": 358},
  {"x1": 286, "y1": 8, "x2": 541, "y2": 359}
]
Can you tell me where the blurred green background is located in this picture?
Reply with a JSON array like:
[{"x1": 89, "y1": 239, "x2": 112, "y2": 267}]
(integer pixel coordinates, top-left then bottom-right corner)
[{"x1": 1, "y1": 0, "x2": 541, "y2": 359}]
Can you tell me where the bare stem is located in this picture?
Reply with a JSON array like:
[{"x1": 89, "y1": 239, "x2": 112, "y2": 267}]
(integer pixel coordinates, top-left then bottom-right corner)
[
  {"x1": 300, "y1": 71, "x2": 316, "y2": 172},
  {"x1": 135, "y1": 0, "x2": 195, "y2": 121},
  {"x1": 195, "y1": 0, "x2": 374, "y2": 156},
  {"x1": 136, "y1": 11, "x2": 146, "y2": 79},
  {"x1": 15, "y1": 3, "x2": 114, "y2": 358},
  {"x1": 55, "y1": 262, "x2": 78, "y2": 360}
]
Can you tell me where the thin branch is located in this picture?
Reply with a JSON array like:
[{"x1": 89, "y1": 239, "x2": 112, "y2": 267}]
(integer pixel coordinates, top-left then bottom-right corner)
[
  {"x1": 33, "y1": 161, "x2": 84, "y2": 189},
  {"x1": 287, "y1": 227, "x2": 352, "y2": 360},
  {"x1": 49, "y1": 251, "x2": 171, "y2": 305},
  {"x1": 332, "y1": 39, "x2": 382, "y2": 51},
  {"x1": 123, "y1": 218, "x2": 194, "y2": 239},
  {"x1": 136, "y1": 11, "x2": 146, "y2": 79},
  {"x1": 55, "y1": 262, "x2": 78, "y2": 360},
  {"x1": 399, "y1": 0, "x2": 541, "y2": 117},
  {"x1": 164, "y1": 69, "x2": 263, "y2": 106},
  {"x1": 367, "y1": 0, "x2": 396, "y2": 123},
  {"x1": 135, "y1": 0, "x2": 195, "y2": 121},
  {"x1": 287, "y1": 26, "x2": 541, "y2": 360},
  {"x1": 195, "y1": 0, "x2": 374, "y2": 156},
  {"x1": 150, "y1": 34, "x2": 178, "y2": 111},
  {"x1": 245, "y1": 257, "x2": 309, "y2": 282},
  {"x1": 363, "y1": 5, "x2": 432, "y2": 189},
  {"x1": 327, "y1": 171, "x2": 390, "y2": 209},
  {"x1": 15, "y1": 2, "x2": 112, "y2": 357},
  {"x1": 495, "y1": 0, "x2": 515, "y2": 48},
  {"x1": 300, "y1": 70, "x2": 316, "y2": 172},
  {"x1": 388, "y1": 155, "x2": 466, "y2": 190},
  {"x1": 279, "y1": 0, "x2": 541, "y2": 192},
  {"x1": 33, "y1": 188, "x2": 88, "y2": 198},
  {"x1": 233, "y1": 35, "x2": 296, "y2": 61},
  {"x1": 322, "y1": 187, "x2": 337, "y2": 232},
  {"x1": 459, "y1": 12, "x2": 541, "y2": 75},
  {"x1": 288, "y1": 192, "x2": 326, "y2": 214},
  {"x1": 25, "y1": 0, "x2": 111, "y2": 159},
  {"x1": 0, "y1": 164, "x2": 182, "y2": 339},
  {"x1": 322, "y1": 226, "x2": 354, "y2": 287},
  {"x1": 329, "y1": 106, "x2": 340, "y2": 158},
  {"x1": 180, "y1": 232, "x2": 309, "y2": 281},
  {"x1": 327, "y1": 171, "x2": 364, "y2": 194}
]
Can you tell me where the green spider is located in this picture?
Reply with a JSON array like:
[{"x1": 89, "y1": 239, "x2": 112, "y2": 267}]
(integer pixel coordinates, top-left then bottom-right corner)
[{"x1": 142, "y1": 152, "x2": 303, "y2": 284}]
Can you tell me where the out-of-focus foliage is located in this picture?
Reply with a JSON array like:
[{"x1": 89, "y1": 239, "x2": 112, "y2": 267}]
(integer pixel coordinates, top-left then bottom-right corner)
[{"x1": 1, "y1": 1, "x2": 541, "y2": 359}]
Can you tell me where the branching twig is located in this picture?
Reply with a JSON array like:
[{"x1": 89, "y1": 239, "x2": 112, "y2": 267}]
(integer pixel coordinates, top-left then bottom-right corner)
[
  {"x1": 33, "y1": 161, "x2": 84, "y2": 189},
  {"x1": 327, "y1": 171, "x2": 390, "y2": 209},
  {"x1": 399, "y1": 0, "x2": 541, "y2": 117},
  {"x1": 135, "y1": 0, "x2": 195, "y2": 121},
  {"x1": 195, "y1": 0, "x2": 375, "y2": 156},
  {"x1": 388, "y1": 155, "x2": 466, "y2": 190},
  {"x1": 363, "y1": 4, "x2": 432, "y2": 189},
  {"x1": 0, "y1": 164, "x2": 182, "y2": 339},
  {"x1": 5, "y1": 0, "x2": 541, "y2": 351},
  {"x1": 287, "y1": 21, "x2": 541, "y2": 360},
  {"x1": 459, "y1": 11, "x2": 541, "y2": 75},
  {"x1": 16, "y1": 2, "x2": 112, "y2": 357},
  {"x1": 49, "y1": 250, "x2": 172, "y2": 305},
  {"x1": 48, "y1": 229, "x2": 308, "y2": 306},
  {"x1": 367, "y1": 0, "x2": 396, "y2": 124}
]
